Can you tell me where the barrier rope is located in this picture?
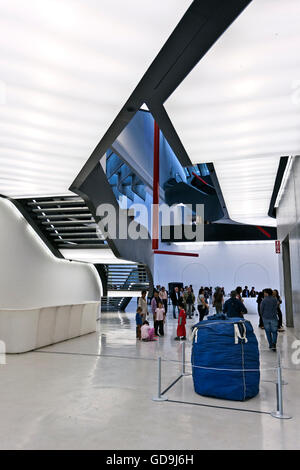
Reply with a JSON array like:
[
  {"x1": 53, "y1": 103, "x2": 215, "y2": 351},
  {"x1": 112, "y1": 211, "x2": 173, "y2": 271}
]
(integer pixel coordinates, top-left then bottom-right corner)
[
  {"x1": 156, "y1": 355, "x2": 300, "y2": 372},
  {"x1": 153, "y1": 340, "x2": 293, "y2": 419},
  {"x1": 154, "y1": 355, "x2": 278, "y2": 372},
  {"x1": 187, "y1": 364, "x2": 276, "y2": 372}
]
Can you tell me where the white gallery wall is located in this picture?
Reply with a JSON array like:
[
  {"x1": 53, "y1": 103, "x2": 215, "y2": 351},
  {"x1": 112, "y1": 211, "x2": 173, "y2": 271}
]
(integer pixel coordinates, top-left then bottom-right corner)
[
  {"x1": 0, "y1": 198, "x2": 102, "y2": 309},
  {"x1": 154, "y1": 241, "x2": 280, "y2": 295},
  {"x1": 277, "y1": 156, "x2": 300, "y2": 330}
]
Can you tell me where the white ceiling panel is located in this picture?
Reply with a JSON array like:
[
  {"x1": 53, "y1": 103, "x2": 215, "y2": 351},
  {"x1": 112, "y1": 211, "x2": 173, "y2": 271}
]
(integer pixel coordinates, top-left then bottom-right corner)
[
  {"x1": 0, "y1": 0, "x2": 191, "y2": 197},
  {"x1": 165, "y1": 0, "x2": 300, "y2": 226},
  {"x1": 60, "y1": 248, "x2": 136, "y2": 264}
]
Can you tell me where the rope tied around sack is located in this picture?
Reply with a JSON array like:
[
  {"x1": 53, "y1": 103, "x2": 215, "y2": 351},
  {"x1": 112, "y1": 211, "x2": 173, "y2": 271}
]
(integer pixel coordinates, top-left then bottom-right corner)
[{"x1": 189, "y1": 363, "x2": 276, "y2": 372}]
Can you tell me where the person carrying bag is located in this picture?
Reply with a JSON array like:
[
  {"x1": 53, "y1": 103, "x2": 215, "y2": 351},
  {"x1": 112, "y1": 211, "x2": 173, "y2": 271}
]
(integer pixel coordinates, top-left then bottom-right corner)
[
  {"x1": 197, "y1": 288, "x2": 209, "y2": 321},
  {"x1": 183, "y1": 287, "x2": 195, "y2": 319}
]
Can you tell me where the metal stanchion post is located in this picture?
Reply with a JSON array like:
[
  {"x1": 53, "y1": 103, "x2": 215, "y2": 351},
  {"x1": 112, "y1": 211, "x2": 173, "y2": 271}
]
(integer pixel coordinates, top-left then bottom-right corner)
[
  {"x1": 152, "y1": 357, "x2": 168, "y2": 402},
  {"x1": 267, "y1": 349, "x2": 288, "y2": 385},
  {"x1": 182, "y1": 342, "x2": 189, "y2": 376},
  {"x1": 271, "y1": 350, "x2": 292, "y2": 419}
]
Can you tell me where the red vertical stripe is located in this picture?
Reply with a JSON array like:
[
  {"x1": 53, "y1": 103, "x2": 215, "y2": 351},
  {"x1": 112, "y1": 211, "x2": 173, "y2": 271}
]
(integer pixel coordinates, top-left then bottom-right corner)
[{"x1": 152, "y1": 121, "x2": 160, "y2": 250}]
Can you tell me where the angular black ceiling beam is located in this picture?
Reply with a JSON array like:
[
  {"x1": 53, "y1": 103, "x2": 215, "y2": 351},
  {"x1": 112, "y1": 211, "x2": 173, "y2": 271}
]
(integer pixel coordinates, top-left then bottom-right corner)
[
  {"x1": 268, "y1": 156, "x2": 289, "y2": 218},
  {"x1": 206, "y1": 162, "x2": 230, "y2": 219},
  {"x1": 161, "y1": 223, "x2": 277, "y2": 243},
  {"x1": 70, "y1": 0, "x2": 252, "y2": 193}
]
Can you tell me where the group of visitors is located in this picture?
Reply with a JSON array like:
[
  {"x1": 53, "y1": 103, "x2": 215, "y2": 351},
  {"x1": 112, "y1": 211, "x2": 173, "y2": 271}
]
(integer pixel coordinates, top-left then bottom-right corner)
[
  {"x1": 136, "y1": 284, "x2": 285, "y2": 350},
  {"x1": 170, "y1": 285, "x2": 212, "y2": 319},
  {"x1": 211, "y1": 286, "x2": 284, "y2": 349},
  {"x1": 212, "y1": 285, "x2": 257, "y2": 313},
  {"x1": 257, "y1": 289, "x2": 284, "y2": 331},
  {"x1": 242, "y1": 286, "x2": 257, "y2": 297},
  {"x1": 135, "y1": 288, "x2": 189, "y2": 341},
  {"x1": 135, "y1": 290, "x2": 167, "y2": 341},
  {"x1": 171, "y1": 286, "x2": 196, "y2": 319}
]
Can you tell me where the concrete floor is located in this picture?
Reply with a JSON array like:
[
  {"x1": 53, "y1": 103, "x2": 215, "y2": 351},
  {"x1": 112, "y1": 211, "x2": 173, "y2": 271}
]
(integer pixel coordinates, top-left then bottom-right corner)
[{"x1": 0, "y1": 300, "x2": 300, "y2": 450}]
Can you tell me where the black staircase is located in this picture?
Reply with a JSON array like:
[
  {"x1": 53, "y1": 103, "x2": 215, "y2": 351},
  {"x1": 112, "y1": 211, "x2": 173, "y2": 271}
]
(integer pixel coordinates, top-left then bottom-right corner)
[
  {"x1": 101, "y1": 264, "x2": 150, "y2": 311},
  {"x1": 15, "y1": 195, "x2": 152, "y2": 312},
  {"x1": 16, "y1": 196, "x2": 106, "y2": 249}
]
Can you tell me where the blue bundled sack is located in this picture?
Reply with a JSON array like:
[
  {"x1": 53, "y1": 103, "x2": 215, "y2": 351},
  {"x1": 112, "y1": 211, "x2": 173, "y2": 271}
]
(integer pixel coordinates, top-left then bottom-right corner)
[{"x1": 191, "y1": 317, "x2": 260, "y2": 401}]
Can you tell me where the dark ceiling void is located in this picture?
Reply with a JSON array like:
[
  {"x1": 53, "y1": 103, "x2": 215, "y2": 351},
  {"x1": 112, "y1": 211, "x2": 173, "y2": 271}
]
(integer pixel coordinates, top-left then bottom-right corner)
[
  {"x1": 70, "y1": 0, "x2": 252, "y2": 194},
  {"x1": 190, "y1": 173, "x2": 216, "y2": 195},
  {"x1": 164, "y1": 182, "x2": 224, "y2": 222},
  {"x1": 268, "y1": 157, "x2": 289, "y2": 218},
  {"x1": 68, "y1": 0, "x2": 256, "y2": 260},
  {"x1": 161, "y1": 223, "x2": 277, "y2": 243}
]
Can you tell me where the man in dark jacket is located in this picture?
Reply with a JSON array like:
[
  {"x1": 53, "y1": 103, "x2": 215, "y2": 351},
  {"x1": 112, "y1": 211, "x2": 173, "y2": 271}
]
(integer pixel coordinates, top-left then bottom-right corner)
[
  {"x1": 249, "y1": 287, "x2": 256, "y2": 298},
  {"x1": 260, "y1": 288, "x2": 279, "y2": 351},
  {"x1": 242, "y1": 286, "x2": 250, "y2": 297},
  {"x1": 256, "y1": 291, "x2": 264, "y2": 328},
  {"x1": 223, "y1": 291, "x2": 247, "y2": 318},
  {"x1": 170, "y1": 287, "x2": 181, "y2": 319}
]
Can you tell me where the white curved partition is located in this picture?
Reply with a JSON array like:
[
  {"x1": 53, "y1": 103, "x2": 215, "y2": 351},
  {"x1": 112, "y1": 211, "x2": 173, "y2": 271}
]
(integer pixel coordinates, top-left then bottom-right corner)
[
  {"x1": 0, "y1": 302, "x2": 100, "y2": 353},
  {"x1": 0, "y1": 198, "x2": 102, "y2": 309},
  {"x1": 0, "y1": 198, "x2": 102, "y2": 353}
]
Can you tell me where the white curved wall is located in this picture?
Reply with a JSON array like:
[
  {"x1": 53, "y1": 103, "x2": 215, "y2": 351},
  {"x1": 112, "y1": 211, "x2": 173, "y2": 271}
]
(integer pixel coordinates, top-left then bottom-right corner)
[{"x1": 0, "y1": 198, "x2": 102, "y2": 309}]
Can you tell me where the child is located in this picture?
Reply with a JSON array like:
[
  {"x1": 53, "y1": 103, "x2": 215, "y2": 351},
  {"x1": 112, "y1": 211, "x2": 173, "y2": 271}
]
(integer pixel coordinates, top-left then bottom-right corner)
[
  {"x1": 154, "y1": 301, "x2": 165, "y2": 336},
  {"x1": 141, "y1": 320, "x2": 155, "y2": 341},
  {"x1": 135, "y1": 307, "x2": 143, "y2": 340},
  {"x1": 174, "y1": 301, "x2": 186, "y2": 340}
]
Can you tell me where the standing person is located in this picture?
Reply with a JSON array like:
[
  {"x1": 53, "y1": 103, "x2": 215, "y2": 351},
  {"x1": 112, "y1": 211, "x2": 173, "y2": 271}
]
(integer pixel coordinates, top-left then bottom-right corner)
[
  {"x1": 204, "y1": 287, "x2": 210, "y2": 303},
  {"x1": 213, "y1": 287, "x2": 224, "y2": 314},
  {"x1": 197, "y1": 288, "x2": 209, "y2": 321},
  {"x1": 260, "y1": 288, "x2": 279, "y2": 351},
  {"x1": 138, "y1": 290, "x2": 148, "y2": 322},
  {"x1": 135, "y1": 307, "x2": 143, "y2": 340},
  {"x1": 170, "y1": 286, "x2": 181, "y2": 319},
  {"x1": 154, "y1": 301, "x2": 165, "y2": 337},
  {"x1": 183, "y1": 287, "x2": 195, "y2": 319},
  {"x1": 273, "y1": 289, "x2": 285, "y2": 332},
  {"x1": 242, "y1": 286, "x2": 250, "y2": 297},
  {"x1": 256, "y1": 291, "x2": 264, "y2": 328},
  {"x1": 235, "y1": 286, "x2": 243, "y2": 301},
  {"x1": 174, "y1": 301, "x2": 186, "y2": 340},
  {"x1": 223, "y1": 291, "x2": 247, "y2": 318},
  {"x1": 151, "y1": 291, "x2": 159, "y2": 324},
  {"x1": 159, "y1": 286, "x2": 168, "y2": 314},
  {"x1": 250, "y1": 287, "x2": 256, "y2": 298}
]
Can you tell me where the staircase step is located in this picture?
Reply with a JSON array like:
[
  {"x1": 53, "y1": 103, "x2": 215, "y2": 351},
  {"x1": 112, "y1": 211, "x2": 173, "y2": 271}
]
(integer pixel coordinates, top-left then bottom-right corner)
[
  {"x1": 27, "y1": 199, "x2": 85, "y2": 206},
  {"x1": 32, "y1": 207, "x2": 90, "y2": 212},
  {"x1": 37, "y1": 214, "x2": 93, "y2": 219}
]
